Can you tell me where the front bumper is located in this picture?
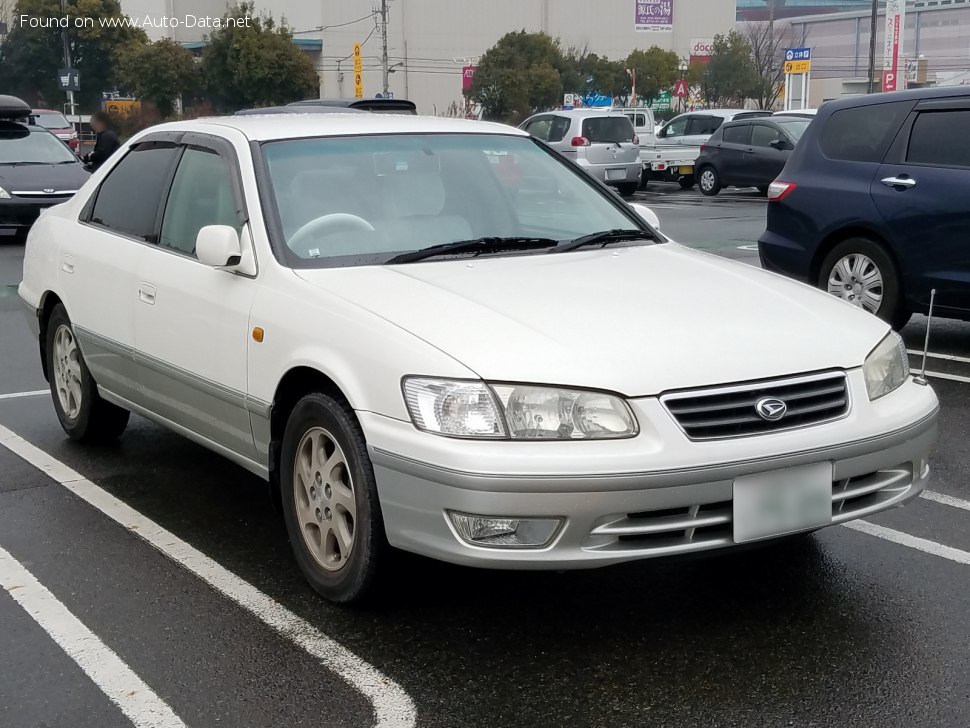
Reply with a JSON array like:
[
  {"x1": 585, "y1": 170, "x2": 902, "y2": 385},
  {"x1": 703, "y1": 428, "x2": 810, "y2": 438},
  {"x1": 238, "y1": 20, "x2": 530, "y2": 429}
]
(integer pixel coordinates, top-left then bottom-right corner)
[
  {"x1": 364, "y1": 372, "x2": 938, "y2": 568},
  {"x1": 0, "y1": 199, "x2": 61, "y2": 233}
]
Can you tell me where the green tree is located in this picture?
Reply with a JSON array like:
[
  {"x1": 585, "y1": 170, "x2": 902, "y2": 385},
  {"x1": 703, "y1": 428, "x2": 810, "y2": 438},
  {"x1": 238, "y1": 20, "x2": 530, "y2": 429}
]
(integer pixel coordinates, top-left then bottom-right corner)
[
  {"x1": 468, "y1": 30, "x2": 563, "y2": 124},
  {"x1": 0, "y1": 0, "x2": 147, "y2": 110},
  {"x1": 200, "y1": 2, "x2": 319, "y2": 112},
  {"x1": 117, "y1": 38, "x2": 198, "y2": 117},
  {"x1": 560, "y1": 48, "x2": 629, "y2": 101},
  {"x1": 688, "y1": 31, "x2": 760, "y2": 107},
  {"x1": 624, "y1": 46, "x2": 679, "y2": 104}
]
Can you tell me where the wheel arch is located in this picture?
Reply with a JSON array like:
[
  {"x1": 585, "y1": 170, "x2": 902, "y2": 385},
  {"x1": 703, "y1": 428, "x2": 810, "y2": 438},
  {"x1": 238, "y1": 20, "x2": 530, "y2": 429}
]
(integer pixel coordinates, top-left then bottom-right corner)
[
  {"x1": 269, "y1": 366, "x2": 351, "y2": 446},
  {"x1": 37, "y1": 291, "x2": 65, "y2": 382},
  {"x1": 809, "y1": 226, "x2": 904, "y2": 291}
]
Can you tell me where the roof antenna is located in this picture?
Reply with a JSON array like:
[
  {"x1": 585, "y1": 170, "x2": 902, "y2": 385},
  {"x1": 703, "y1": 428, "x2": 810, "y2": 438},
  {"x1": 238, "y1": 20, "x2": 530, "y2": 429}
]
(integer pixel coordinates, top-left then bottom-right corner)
[{"x1": 915, "y1": 288, "x2": 936, "y2": 385}]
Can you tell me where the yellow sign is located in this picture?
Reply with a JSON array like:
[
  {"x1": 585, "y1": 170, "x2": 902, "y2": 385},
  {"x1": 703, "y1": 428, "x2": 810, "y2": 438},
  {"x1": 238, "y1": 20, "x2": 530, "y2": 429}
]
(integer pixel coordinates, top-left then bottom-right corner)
[
  {"x1": 354, "y1": 72, "x2": 364, "y2": 99},
  {"x1": 353, "y1": 43, "x2": 362, "y2": 72},
  {"x1": 784, "y1": 59, "x2": 811, "y2": 74}
]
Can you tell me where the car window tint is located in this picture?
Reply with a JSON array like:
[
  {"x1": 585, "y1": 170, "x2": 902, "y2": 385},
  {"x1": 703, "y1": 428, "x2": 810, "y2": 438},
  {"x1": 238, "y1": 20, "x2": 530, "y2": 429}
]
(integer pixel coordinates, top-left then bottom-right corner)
[
  {"x1": 663, "y1": 117, "x2": 688, "y2": 138},
  {"x1": 582, "y1": 117, "x2": 634, "y2": 143},
  {"x1": 89, "y1": 143, "x2": 179, "y2": 240},
  {"x1": 819, "y1": 101, "x2": 911, "y2": 163},
  {"x1": 721, "y1": 124, "x2": 751, "y2": 145},
  {"x1": 751, "y1": 124, "x2": 779, "y2": 148},
  {"x1": 159, "y1": 147, "x2": 239, "y2": 256},
  {"x1": 549, "y1": 116, "x2": 571, "y2": 143},
  {"x1": 526, "y1": 118, "x2": 553, "y2": 142},
  {"x1": 907, "y1": 110, "x2": 970, "y2": 168}
]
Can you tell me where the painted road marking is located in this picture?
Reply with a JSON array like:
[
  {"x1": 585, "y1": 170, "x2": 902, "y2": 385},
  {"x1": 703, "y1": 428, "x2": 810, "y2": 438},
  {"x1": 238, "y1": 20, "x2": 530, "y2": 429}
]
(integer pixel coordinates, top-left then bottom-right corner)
[
  {"x1": 919, "y1": 370, "x2": 970, "y2": 385},
  {"x1": 921, "y1": 490, "x2": 970, "y2": 513},
  {"x1": 0, "y1": 544, "x2": 187, "y2": 728},
  {"x1": 907, "y1": 349, "x2": 970, "y2": 365},
  {"x1": 736, "y1": 244, "x2": 759, "y2": 251},
  {"x1": 0, "y1": 389, "x2": 48, "y2": 401},
  {"x1": 0, "y1": 424, "x2": 416, "y2": 728},
  {"x1": 844, "y1": 521, "x2": 970, "y2": 566}
]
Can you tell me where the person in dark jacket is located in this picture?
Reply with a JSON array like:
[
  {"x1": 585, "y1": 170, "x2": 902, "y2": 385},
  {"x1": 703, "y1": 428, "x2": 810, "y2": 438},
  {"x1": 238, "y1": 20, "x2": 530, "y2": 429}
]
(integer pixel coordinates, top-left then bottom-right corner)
[{"x1": 83, "y1": 111, "x2": 120, "y2": 171}]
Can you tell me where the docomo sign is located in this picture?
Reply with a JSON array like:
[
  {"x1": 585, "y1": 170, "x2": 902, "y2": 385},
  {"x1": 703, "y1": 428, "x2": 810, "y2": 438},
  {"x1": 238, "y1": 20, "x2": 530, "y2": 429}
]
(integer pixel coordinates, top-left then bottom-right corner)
[
  {"x1": 882, "y1": 0, "x2": 906, "y2": 92},
  {"x1": 689, "y1": 38, "x2": 714, "y2": 64},
  {"x1": 462, "y1": 65, "x2": 476, "y2": 92}
]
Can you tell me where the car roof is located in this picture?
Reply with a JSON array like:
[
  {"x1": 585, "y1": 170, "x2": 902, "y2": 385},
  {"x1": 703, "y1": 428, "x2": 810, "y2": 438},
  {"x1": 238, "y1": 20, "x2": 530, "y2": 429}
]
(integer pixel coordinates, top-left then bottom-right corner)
[
  {"x1": 820, "y1": 84, "x2": 970, "y2": 114},
  {"x1": 139, "y1": 113, "x2": 530, "y2": 142}
]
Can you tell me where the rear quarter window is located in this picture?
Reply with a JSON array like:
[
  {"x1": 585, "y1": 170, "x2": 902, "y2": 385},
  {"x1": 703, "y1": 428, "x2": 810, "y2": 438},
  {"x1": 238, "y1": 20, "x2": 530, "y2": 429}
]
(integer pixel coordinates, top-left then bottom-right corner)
[
  {"x1": 582, "y1": 117, "x2": 634, "y2": 143},
  {"x1": 818, "y1": 101, "x2": 912, "y2": 163},
  {"x1": 722, "y1": 124, "x2": 751, "y2": 145}
]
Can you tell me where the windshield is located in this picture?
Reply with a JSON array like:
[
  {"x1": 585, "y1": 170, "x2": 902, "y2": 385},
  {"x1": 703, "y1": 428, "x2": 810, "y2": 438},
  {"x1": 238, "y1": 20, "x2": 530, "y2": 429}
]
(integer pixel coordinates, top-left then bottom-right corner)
[
  {"x1": 774, "y1": 118, "x2": 811, "y2": 141},
  {"x1": 581, "y1": 117, "x2": 635, "y2": 144},
  {"x1": 261, "y1": 133, "x2": 643, "y2": 268},
  {"x1": 0, "y1": 129, "x2": 78, "y2": 164},
  {"x1": 33, "y1": 112, "x2": 71, "y2": 129}
]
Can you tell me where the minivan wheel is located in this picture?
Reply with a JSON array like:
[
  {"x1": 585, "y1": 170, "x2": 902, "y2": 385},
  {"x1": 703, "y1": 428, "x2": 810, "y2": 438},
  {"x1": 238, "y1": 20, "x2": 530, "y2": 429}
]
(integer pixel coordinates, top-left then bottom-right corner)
[
  {"x1": 45, "y1": 304, "x2": 130, "y2": 442},
  {"x1": 698, "y1": 167, "x2": 721, "y2": 196},
  {"x1": 818, "y1": 238, "x2": 909, "y2": 328},
  {"x1": 279, "y1": 392, "x2": 385, "y2": 604}
]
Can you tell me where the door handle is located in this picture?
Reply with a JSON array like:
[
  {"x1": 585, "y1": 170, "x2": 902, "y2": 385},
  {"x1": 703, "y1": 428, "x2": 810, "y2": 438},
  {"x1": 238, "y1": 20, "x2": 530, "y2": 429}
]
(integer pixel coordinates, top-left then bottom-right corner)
[
  {"x1": 881, "y1": 176, "x2": 916, "y2": 189},
  {"x1": 61, "y1": 256, "x2": 75, "y2": 274},
  {"x1": 138, "y1": 284, "x2": 156, "y2": 305}
]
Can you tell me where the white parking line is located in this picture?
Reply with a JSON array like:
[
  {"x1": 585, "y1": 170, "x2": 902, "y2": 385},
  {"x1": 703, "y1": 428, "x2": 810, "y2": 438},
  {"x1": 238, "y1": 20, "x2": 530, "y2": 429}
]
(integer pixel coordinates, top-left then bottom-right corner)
[
  {"x1": 0, "y1": 544, "x2": 187, "y2": 728},
  {"x1": 844, "y1": 521, "x2": 970, "y2": 566},
  {"x1": 907, "y1": 349, "x2": 970, "y2": 365},
  {"x1": 0, "y1": 424, "x2": 416, "y2": 728},
  {"x1": 0, "y1": 389, "x2": 48, "y2": 401},
  {"x1": 919, "y1": 370, "x2": 970, "y2": 384},
  {"x1": 921, "y1": 489, "x2": 970, "y2": 513}
]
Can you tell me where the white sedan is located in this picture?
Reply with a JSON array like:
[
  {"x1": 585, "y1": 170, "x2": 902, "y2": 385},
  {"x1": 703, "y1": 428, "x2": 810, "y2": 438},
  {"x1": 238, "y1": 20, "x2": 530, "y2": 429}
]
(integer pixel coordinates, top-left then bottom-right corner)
[{"x1": 19, "y1": 113, "x2": 938, "y2": 603}]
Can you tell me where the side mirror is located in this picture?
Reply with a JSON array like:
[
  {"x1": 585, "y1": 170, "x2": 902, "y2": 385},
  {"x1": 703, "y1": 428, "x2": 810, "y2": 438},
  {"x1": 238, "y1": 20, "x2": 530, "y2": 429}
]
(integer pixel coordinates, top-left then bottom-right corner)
[
  {"x1": 196, "y1": 225, "x2": 242, "y2": 268},
  {"x1": 629, "y1": 202, "x2": 660, "y2": 230},
  {"x1": 770, "y1": 139, "x2": 790, "y2": 151}
]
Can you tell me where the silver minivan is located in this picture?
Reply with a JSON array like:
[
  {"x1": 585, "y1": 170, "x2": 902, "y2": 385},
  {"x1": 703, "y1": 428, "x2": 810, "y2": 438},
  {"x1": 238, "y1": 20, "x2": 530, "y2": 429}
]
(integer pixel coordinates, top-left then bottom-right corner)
[{"x1": 520, "y1": 110, "x2": 642, "y2": 196}]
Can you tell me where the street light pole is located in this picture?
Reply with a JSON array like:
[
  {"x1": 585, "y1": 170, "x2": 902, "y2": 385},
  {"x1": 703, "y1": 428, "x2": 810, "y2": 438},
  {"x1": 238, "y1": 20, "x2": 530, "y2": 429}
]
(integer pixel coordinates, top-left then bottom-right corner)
[
  {"x1": 60, "y1": 0, "x2": 75, "y2": 115},
  {"x1": 381, "y1": 0, "x2": 390, "y2": 96},
  {"x1": 867, "y1": 0, "x2": 878, "y2": 93}
]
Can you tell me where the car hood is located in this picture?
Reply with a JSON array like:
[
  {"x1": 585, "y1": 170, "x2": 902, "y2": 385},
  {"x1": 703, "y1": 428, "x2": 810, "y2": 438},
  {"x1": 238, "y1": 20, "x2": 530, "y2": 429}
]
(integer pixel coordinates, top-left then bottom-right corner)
[
  {"x1": 295, "y1": 243, "x2": 889, "y2": 396},
  {"x1": 0, "y1": 163, "x2": 88, "y2": 192}
]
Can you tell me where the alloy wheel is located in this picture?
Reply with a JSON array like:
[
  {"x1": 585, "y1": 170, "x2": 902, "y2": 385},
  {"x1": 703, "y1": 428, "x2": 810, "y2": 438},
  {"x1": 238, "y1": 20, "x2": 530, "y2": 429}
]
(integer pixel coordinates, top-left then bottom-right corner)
[
  {"x1": 52, "y1": 324, "x2": 83, "y2": 420},
  {"x1": 292, "y1": 426, "x2": 357, "y2": 572},
  {"x1": 826, "y1": 253, "x2": 884, "y2": 313},
  {"x1": 700, "y1": 169, "x2": 716, "y2": 192}
]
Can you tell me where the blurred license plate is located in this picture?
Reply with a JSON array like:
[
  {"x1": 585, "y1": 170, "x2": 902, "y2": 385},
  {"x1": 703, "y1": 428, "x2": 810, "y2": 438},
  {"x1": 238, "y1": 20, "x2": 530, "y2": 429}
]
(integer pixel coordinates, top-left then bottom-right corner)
[
  {"x1": 733, "y1": 462, "x2": 832, "y2": 543},
  {"x1": 606, "y1": 168, "x2": 626, "y2": 181},
  {"x1": 679, "y1": 165, "x2": 694, "y2": 174}
]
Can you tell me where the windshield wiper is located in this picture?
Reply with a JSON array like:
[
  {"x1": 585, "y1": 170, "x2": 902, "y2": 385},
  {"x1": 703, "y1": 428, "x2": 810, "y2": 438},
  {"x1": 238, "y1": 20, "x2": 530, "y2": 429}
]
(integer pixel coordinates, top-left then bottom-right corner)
[
  {"x1": 386, "y1": 236, "x2": 558, "y2": 264},
  {"x1": 550, "y1": 228, "x2": 655, "y2": 254}
]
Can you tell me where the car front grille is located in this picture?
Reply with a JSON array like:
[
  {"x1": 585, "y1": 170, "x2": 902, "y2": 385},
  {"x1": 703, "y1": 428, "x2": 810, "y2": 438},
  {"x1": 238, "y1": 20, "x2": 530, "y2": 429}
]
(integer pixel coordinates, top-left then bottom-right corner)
[{"x1": 661, "y1": 371, "x2": 849, "y2": 440}]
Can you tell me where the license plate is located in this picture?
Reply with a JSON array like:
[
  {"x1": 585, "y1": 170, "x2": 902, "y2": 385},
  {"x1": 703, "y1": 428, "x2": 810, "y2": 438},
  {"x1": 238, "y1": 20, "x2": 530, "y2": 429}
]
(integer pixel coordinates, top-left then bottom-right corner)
[
  {"x1": 733, "y1": 462, "x2": 832, "y2": 543},
  {"x1": 679, "y1": 165, "x2": 694, "y2": 174},
  {"x1": 605, "y1": 168, "x2": 626, "y2": 181}
]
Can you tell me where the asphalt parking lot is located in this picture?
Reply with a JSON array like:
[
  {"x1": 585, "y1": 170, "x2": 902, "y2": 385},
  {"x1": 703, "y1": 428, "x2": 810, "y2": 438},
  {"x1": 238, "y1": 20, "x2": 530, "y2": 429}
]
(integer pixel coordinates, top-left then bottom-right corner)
[{"x1": 2, "y1": 188, "x2": 969, "y2": 728}]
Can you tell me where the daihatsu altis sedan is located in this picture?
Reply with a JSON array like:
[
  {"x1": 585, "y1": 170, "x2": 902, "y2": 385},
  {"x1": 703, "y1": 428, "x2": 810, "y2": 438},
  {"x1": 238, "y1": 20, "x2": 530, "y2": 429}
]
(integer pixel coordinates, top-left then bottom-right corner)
[{"x1": 19, "y1": 113, "x2": 938, "y2": 603}]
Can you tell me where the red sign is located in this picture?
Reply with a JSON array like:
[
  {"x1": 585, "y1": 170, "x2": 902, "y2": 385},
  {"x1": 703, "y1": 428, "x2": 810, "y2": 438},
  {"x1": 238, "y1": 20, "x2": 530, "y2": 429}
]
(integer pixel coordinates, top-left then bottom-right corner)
[
  {"x1": 673, "y1": 79, "x2": 689, "y2": 98},
  {"x1": 462, "y1": 65, "x2": 476, "y2": 92}
]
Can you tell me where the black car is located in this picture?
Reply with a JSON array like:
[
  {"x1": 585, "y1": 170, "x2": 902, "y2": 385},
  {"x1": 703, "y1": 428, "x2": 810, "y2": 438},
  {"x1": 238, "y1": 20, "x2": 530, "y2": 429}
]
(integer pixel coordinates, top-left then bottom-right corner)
[
  {"x1": 759, "y1": 85, "x2": 970, "y2": 328},
  {"x1": 0, "y1": 95, "x2": 89, "y2": 242},
  {"x1": 694, "y1": 116, "x2": 812, "y2": 196}
]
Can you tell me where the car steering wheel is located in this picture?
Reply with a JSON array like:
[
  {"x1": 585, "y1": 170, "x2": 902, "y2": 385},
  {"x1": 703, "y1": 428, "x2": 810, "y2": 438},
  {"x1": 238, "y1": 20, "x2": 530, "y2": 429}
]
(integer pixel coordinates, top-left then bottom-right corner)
[{"x1": 287, "y1": 213, "x2": 375, "y2": 257}]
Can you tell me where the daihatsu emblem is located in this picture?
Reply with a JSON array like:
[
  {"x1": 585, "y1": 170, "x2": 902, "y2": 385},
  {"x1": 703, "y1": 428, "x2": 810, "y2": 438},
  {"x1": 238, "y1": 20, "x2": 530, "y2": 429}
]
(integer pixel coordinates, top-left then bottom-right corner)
[
  {"x1": 43, "y1": 188, "x2": 54, "y2": 194},
  {"x1": 755, "y1": 397, "x2": 787, "y2": 421}
]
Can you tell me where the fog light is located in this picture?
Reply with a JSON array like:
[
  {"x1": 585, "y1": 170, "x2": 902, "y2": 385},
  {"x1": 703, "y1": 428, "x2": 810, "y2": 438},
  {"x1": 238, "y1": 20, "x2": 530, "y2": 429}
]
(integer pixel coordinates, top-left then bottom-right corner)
[{"x1": 448, "y1": 512, "x2": 563, "y2": 549}]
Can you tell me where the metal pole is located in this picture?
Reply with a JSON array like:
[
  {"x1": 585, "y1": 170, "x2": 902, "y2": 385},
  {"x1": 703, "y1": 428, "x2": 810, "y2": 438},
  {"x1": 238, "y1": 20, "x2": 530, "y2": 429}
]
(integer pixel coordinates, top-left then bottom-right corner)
[
  {"x1": 381, "y1": 0, "x2": 389, "y2": 96},
  {"x1": 60, "y1": 0, "x2": 75, "y2": 115},
  {"x1": 867, "y1": 0, "x2": 878, "y2": 93}
]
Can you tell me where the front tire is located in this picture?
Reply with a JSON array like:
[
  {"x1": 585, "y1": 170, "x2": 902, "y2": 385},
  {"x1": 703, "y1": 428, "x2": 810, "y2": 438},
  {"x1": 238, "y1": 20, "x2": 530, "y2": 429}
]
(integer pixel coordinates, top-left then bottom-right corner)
[
  {"x1": 45, "y1": 304, "x2": 129, "y2": 442},
  {"x1": 818, "y1": 237, "x2": 909, "y2": 328},
  {"x1": 279, "y1": 392, "x2": 385, "y2": 604},
  {"x1": 698, "y1": 166, "x2": 721, "y2": 196}
]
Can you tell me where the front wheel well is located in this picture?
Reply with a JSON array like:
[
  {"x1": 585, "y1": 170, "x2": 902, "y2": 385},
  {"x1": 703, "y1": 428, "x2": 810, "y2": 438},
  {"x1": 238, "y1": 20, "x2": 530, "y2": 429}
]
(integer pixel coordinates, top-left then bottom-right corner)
[
  {"x1": 269, "y1": 366, "x2": 349, "y2": 453},
  {"x1": 38, "y1": 292, "x2": 64, "y2": 382},
  {"x1": 810, "y1": 228, "x2": 901, "y2": 287}
]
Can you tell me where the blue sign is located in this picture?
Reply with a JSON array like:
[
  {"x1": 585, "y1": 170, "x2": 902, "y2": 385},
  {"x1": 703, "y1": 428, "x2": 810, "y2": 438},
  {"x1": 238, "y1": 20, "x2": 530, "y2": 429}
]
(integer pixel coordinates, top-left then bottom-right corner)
[{"x1": 785, "y1": 47, "x2": 811, "y2": 62}]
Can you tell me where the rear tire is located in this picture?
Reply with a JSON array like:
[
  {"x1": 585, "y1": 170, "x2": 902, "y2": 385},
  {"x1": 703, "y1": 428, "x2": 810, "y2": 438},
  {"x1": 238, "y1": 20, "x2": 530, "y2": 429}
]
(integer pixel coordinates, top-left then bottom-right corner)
[
  {"x1": 698, "y1": 166, "x2": 721, "y2": 196},
  {"x1": 616, "y1": 182, "x2": 639, "y2": 197},
  {"x1": 678, "y1": 175, "x2": 695, "y2": 190},
  {"x1": 45, "y1": 304, "x2": 130, "y2": 442},
  {"x1": 817, "y1": 237, "x2": 909, "y2": 329}
]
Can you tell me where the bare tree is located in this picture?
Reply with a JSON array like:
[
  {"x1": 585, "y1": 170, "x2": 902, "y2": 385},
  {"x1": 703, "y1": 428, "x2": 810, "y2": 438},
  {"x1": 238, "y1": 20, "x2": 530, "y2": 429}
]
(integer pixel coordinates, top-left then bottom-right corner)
[{"x1": 743, "y1": 17, "x2": 808, "y2": 110}]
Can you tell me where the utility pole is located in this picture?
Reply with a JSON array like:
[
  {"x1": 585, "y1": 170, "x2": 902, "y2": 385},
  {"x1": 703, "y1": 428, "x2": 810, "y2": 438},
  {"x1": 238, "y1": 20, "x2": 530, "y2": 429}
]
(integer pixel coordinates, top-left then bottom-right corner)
[
  {"x1": 60, "y1": 0, "x2": 75, "y2": 115},
  {"x1": 380, "y1": 0, "x2": 389, "y2": 96},
  {"x1": 867, "y1": 0, "x2": 878, "y2": 93},
  {"x1": 768, "y1": 0, "x2": 776, "y2": 110}
]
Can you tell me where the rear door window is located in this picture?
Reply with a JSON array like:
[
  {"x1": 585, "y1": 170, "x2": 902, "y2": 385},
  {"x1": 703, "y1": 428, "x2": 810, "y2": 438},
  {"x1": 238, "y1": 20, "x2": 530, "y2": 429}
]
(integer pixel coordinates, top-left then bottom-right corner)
[
  {"x1": 721, "y1": 124, "x2": 751, "y2": 145},
  {"x1": 819, "y1": 101, "x2": 911, "y2": 162},
  {"x1": 582, "y1": 117, "x2": 635, "y2": 144},
  {"x1": 906, "y1": 110, "x2": 970, "y2": 169}
]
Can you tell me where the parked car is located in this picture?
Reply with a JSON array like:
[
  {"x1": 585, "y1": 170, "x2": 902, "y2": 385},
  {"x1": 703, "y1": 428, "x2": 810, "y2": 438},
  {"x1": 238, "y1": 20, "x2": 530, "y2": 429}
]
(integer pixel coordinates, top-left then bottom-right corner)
[
  {"x1": 20, "y1": 112, "x2": 938, "y2": 604},
  {"x1": 773, "y1": 108, "x2": 818, "y2": 119},
  {"x1": 694, "y1": 116, "x2": 811, "y2": 196},
  {"x1": 0, "y1": 95, "x2": 89, "y2": 242},
  {"x1": 759, "y1": 85, "x2": 970, "y2": 328},
  {"x1": 237, "y1": 99, "x2": 417, "y2": 116},
  {"x1": 519, "y1": 109, "x2": 642, "y2": 196},
  {"x1": 31, "y1": 108, "x2": 79, "y2": 150}
]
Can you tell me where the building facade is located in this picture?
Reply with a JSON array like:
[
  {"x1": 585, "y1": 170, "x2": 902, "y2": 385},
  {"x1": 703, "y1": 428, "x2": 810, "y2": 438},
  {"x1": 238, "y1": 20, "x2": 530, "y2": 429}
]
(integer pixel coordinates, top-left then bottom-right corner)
[{"x1": 122, "y1": 0, "x2": 736, "y2": 113}]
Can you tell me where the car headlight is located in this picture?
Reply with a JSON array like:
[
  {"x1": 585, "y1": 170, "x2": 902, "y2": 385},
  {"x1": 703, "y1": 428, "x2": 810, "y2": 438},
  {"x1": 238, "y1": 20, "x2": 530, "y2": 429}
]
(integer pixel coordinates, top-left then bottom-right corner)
[
  {"x1": 0, "y1": 186, "x2": 10, "y2": 199},
  {"x1": 402, "y1": 377, "x2": 638, "y2": 440},
  {"x1": 863, "y1": 332, "x2": 910, "y2": 400}
]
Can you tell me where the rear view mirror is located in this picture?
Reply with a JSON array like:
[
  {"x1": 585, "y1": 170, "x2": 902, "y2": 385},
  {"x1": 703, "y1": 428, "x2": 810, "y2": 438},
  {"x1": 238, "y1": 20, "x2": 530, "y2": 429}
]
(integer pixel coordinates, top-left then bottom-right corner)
[
  {"x1": 629, "y1": 202, "x2": 660, "y2": 230},
  {"x1": 196, "y1": 225, "x2": 242, "y2": 268}
]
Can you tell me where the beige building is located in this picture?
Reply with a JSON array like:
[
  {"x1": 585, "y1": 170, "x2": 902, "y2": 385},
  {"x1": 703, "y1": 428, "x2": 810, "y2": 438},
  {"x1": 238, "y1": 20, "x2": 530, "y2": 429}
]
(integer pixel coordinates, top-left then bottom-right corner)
[{"x1": 122, "y1": 0, "x2": 736, "y2": 113}]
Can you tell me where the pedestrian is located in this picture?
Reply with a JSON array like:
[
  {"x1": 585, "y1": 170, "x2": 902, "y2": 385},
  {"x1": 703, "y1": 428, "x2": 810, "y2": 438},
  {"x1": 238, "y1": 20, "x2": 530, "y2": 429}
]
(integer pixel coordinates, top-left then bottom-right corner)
[{"x1": 83, "y1": 111, "x2": 120, "y2": 171}]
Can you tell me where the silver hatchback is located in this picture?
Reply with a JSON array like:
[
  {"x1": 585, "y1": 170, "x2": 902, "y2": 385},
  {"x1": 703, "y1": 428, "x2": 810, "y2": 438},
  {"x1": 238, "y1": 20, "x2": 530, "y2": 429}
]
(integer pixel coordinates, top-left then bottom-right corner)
[{"x1": 520, "y1": 110, "x2": 642, "y2": 196}]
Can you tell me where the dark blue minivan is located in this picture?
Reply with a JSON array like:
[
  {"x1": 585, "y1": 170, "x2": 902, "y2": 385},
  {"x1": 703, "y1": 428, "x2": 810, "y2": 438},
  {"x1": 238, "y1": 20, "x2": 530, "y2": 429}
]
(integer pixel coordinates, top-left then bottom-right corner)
[{"x1": 758, "y1": 86, "x2": 970, "y2": 329}]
